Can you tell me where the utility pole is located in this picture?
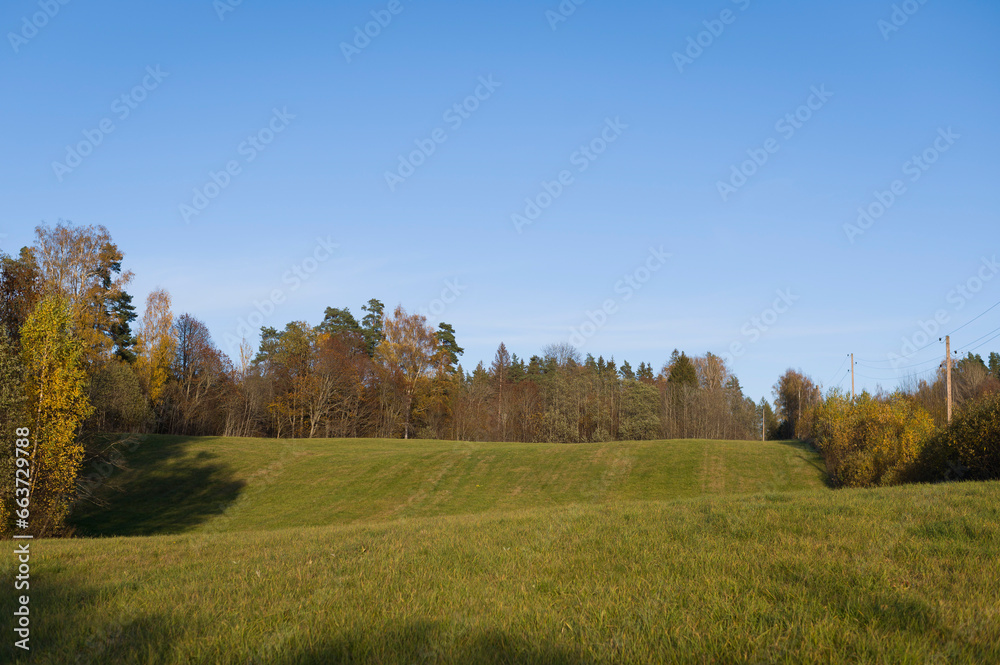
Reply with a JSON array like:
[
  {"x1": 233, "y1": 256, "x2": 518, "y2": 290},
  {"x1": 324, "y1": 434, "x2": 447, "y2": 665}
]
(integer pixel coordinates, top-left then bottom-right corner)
[
  {"x1": 946, "y1": 335, "x2": 952, "y2": 424},
  {"x1": 850, "y1": 353, "x2": 855, "y2": 401},
  {"x1": 761, "y1": 403, "x2": 765, "y2": 442}
]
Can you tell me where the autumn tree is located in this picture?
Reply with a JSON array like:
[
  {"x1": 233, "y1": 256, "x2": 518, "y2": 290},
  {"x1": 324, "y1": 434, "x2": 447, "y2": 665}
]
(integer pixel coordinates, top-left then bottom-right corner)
[
  {"x1": 255, "y1": 322, "x2": 316, "y2": 437},
  {"x1": 772, "y1": 369, "x2": 821, "y2": 439},
  {"x1": 416, "y1": 323, "x2": 465, "y2": 438},
  {"x1": 32, "y1": 221, "x2": 135, "y2": 366},
  {"x1": 0, "y1": 248, "x2": 42, "y2": 344},
  {"x1": 165, "y1": 314, "x2": 231, "y2": 435},
  {"x1": 21, "y1": 295, "x2": 93, "y2": 535},
  {"x1": 542, "y1": 342, "x2": 580, "y2": 367},
  {"x1": 318, "y1": 327, "x2": 377, "y2": 437},
  {"x1": 223, "y1": 338, "x2": 271, "y2": 438},
  {"x1": 134, "y1": 288, "x2": 176, "y2": 408},
  {"x1": 376, "y1": 306, "x2": 437, "y2": 439}
]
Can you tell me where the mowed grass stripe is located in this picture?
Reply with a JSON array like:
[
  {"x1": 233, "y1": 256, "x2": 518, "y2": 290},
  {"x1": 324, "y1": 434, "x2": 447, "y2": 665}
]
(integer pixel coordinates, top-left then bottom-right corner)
[
  {"x1": 70, "y1": 437, "x2": 828, "y2": 536},
  {"x1": 9, "y1": 481, "x2": 999, "y2": 664}
]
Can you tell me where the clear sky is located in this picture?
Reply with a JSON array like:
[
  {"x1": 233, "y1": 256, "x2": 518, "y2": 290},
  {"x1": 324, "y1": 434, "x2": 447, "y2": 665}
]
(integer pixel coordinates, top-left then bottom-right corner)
[{"x1": 2, "y1": 0, "x2": 998, "y2": 402}]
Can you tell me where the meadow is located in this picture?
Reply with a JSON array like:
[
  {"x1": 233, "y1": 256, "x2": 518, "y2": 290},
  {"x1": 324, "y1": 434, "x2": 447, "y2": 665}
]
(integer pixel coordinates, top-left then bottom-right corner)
[{"x1": 4, "y1": 436, "x2": 998, "y2": 664}]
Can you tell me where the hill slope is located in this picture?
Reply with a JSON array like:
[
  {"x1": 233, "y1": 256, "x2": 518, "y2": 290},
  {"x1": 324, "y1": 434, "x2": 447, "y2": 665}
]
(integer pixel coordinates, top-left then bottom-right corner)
[{"x1": 70, "y1": 436, "x2": 828, "y2": 536}]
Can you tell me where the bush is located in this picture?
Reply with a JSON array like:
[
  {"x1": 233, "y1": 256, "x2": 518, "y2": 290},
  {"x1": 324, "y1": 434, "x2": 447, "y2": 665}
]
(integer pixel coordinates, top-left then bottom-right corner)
[
  {"x1": 811, "y1": 391, "x2": 936, "y2": 487},
  {"x1": 913, "y1": 392, "x2": 1000, "y2": 482}
]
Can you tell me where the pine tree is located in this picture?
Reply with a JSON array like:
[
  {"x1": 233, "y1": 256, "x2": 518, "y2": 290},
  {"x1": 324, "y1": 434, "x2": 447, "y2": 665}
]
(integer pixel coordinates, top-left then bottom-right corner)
[
  {"x1": 433, "y1": 323, "x2": 464, "y2": 373},
  {"x1": 109, "y1": 290, "x2": 138, "y2": 363},
  {"x1": 360, "y1": 298, "x2": 385, "y2": 358},
  {"x1": 319, "y1": 307, "x2": 361, "y2": 338},
  {"x1": 667, "y1": 351, "x2": 697, "y2": 387}
]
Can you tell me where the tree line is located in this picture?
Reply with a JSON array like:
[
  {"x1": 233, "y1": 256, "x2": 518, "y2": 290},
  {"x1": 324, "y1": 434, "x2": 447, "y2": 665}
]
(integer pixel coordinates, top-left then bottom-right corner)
[
  {"x1": 0, "y1": 223, "x2": 777, "y2": 533},
  {"x1": 3, "y1": 222, "x2": 997, "y2": 533}
]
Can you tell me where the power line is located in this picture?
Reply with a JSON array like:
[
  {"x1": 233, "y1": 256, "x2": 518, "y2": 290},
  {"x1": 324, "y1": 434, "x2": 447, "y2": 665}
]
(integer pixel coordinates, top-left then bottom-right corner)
[
  {"x1": 948, "y1": 298, "x2": 1000, "y2": 337},
  {"x1": 955, "y1": 323, "x2": 1000, "y2": 355},
  {"x1": 854, "y1": 340, "x2": 943, "y2": 366},
  {"x1": 856, "y1": 354, "x2": 943, "y2": 371},
  {"x1": 964, "y1": 328, "x2": 1000, "y2": 355},
  {"x1": 825, "y1": 354, "x2": 849, "y2": 386},
  {"x1": 856, "y1": 364, "x2": 941, "y2": 382},
  {"x1": 843, "y1": 293, "x2": 1000, "y2": 387}
]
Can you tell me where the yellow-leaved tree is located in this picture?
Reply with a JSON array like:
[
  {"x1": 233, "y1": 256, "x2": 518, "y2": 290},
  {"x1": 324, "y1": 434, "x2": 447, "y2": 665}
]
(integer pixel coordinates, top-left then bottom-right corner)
[
  {"x1": 32, "y1": 221, "x2": 134, "y2": 366},
  {"x1": 21, "y1": 295, "x2": 93, "y2": 535},
  {"x1": 375, "y1": 306, "x2": 437, "y2": 439},
  {"x1": 135, "y1": 288, "x2": 176, "y2": 407}
]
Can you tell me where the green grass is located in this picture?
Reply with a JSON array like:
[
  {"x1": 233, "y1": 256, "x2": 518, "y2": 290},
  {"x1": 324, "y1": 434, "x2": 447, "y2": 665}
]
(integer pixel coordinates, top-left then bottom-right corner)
[
  {"x1": 4, "y1": 437, "x2": 998, "y2": 664},
  {"x1": 69, "y1": 436, "x2": 828, "y2": 535}
]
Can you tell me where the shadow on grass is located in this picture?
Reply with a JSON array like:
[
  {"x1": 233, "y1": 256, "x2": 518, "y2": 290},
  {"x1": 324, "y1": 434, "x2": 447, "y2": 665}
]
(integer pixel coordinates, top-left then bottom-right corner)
[
  {"x1": 69, "y1": 434, "x2": 245, "y2": 537},
  {"x1": 265, "y1": 620, "x2": 597, "y2": 665},
  {"x1": 2, "y1": 570, "x2": 176, "y2": 665},
  {"x1": 770, "y1": 439, "x2": 834, "y2": 487}
]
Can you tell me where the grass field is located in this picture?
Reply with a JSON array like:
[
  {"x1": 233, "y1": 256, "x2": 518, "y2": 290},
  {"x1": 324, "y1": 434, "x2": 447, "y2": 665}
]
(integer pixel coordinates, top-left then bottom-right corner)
[
  {"x1": 69, "y1": 435, "x2": 828, "y2": 536},
  {"x1": 5, "y1": 436, "x2": 998, "y2": 664}
]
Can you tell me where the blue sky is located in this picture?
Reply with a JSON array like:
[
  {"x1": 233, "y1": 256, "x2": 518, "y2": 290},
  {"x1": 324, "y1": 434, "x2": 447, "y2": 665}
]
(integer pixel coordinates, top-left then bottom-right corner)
[{"x1": 2, "y1": 0, "x2": 998, "y2": 402}]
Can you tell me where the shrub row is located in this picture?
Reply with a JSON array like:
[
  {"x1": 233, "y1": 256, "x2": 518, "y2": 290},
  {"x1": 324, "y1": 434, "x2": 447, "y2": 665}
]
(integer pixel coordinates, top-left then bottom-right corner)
[{"x1": 809, "y1": 390, "x2": 1000, "y2": 487}]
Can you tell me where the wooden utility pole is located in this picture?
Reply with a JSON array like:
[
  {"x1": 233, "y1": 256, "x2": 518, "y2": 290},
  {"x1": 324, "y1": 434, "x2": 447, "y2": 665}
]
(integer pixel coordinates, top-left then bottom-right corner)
[
  {"x1": 850, "y1": 353, "x2": 855, "y2": 400},
  {"x1": 761, "y1": 404, "x2": 765, "y2": 442},
  {"x1": 946, "y1": 335, "x2": 952, "y2": 424}
]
